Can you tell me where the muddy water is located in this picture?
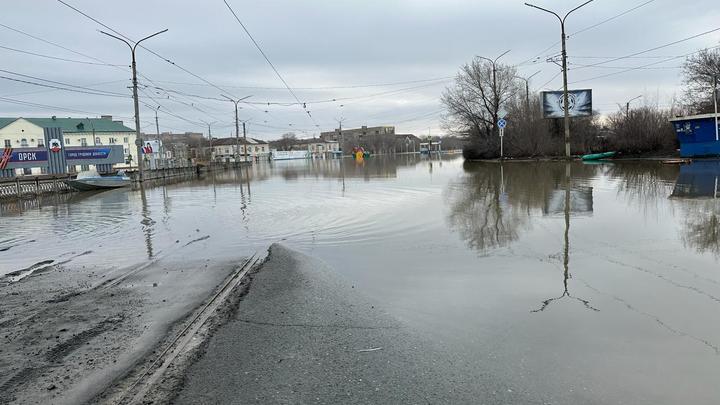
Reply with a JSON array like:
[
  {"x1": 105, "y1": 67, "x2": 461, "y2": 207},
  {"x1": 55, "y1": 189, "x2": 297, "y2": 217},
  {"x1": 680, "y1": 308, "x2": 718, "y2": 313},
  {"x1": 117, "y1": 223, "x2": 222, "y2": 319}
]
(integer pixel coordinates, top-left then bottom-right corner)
[{"x1": 2, "y1": 155, "x2": 720, "y2": 404}]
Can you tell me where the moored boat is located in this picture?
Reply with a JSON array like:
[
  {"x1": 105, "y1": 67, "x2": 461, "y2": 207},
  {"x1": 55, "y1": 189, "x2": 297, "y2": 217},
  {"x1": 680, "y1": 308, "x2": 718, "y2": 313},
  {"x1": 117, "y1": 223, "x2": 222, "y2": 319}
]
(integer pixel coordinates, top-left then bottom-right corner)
[
  {"x1": 64, "y1": 169, "x2": 132, "y2": 191},
  {"x1": 581, "y1": 151, "x2": 617, "y2": 161}
]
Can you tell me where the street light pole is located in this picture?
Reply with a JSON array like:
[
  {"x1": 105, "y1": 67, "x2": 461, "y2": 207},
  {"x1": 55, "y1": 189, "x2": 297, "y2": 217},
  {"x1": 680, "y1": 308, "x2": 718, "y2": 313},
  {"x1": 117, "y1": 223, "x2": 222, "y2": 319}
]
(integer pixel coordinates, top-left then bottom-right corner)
[
  {"x1": 200, "y1": 120, "x2": 217, "y2": 162},
  {"x1": 625, "y1": 95, "x2": 643, "y2": 119},
  {"x1": 100, "y1": 28, "x2": 168, "y2": 181},
  {"x1": 714, "y1": 76, "x2": 719, "y2": 142},
  {"x1": 525, "y1": 0, "x2": 593, "y2": 159},
  {"x1": 476, "y1": 50, "x2": 511, "y2": 138},
  {"x1": 516, "y1": 70, "x2": 542, "y2": 112},
  {"x1": 222, "y1": 95, "x2": 252, "y2": 165}
]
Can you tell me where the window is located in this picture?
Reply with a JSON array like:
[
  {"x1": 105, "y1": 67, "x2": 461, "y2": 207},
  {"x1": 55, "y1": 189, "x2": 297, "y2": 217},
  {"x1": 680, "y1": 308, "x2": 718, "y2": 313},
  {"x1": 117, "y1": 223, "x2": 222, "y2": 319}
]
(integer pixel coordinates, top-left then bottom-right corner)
[
  {"x1": 124, "y1": 148, "x2": 129, "y2": 154},
  {"x1": 3, "y1": 140, "x2": 10, "y2": 147},
  {"x1": 95, "y1": 137, "x2": 102, "y2": 145},
  {"x1": 123, "y1": 137, "x2": 129, "y2": 143},
  {"x1": 225, "y1": 148, "x2": 229, "y2": 154},
  {"x1": 80, "y1": 138, "x2": 87, "y2": 147},
  {"x1": 65, "y1": 138, "x2": 70, "y2": 145},
  {"x1": 23, "y1": 168, "x2": 32, "y2": 175},
  {"x1": 20, "y1": 138, "x2": 28, "y2": 147},
  {"x1": 109, "y1": 137, "x2": 117, "y2": 144},
  {"x1": 81, "y1": 165, "x2": 90, "y2": 171},
  {"x1": 261, "y1": 146, "x2": 265, "y2": 152},
  {"x1": 37, "y1": 139, "x2": 44, "y2": 147},
  {"x1": 255, "y1": 146, "x2": 259, "y2": 152},
  {"x1": 40, "y1": 167, "x2": 48, "y2": 174}
]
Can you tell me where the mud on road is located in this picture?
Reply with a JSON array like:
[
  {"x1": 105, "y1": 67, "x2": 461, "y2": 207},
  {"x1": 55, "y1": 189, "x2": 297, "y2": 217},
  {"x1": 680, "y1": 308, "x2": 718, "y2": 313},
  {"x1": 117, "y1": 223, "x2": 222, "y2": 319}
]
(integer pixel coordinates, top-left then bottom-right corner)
[{"x1": 0, "y1": 242, "x2": 246, "y2": 405}]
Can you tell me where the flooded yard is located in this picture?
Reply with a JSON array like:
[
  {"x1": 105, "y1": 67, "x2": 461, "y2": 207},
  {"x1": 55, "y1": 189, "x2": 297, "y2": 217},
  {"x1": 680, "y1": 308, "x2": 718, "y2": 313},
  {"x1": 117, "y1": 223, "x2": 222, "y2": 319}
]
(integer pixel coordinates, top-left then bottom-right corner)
[{"x1": 2, "y1": 155, "x2": 720, "y2": 404}]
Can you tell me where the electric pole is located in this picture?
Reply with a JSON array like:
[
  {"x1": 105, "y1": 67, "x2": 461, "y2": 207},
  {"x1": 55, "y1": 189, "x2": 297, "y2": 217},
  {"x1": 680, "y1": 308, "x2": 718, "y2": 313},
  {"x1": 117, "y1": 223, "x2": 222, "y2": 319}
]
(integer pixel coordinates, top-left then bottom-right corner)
[
  {"x1": 201, "y1": 120, "x2": 217, "y2": 162},
  {"x1": 100, "y1": 28, "x2": 168, "y2": 181},
  {"x1": 525, "y1": 0, "x2": 593, "y2": 159},
  {"x1": 242, "y1": 121, "x2": 247, "y2": 162},
  {"x1": 222, "y1": 95, "x2": 252, "y2": 164},
  {"x1": 516, "y1": 70, "x2": 541, "y2": 112},
  {"x1": 625, "y1": 95, "x2": 642, "y2": 119}
]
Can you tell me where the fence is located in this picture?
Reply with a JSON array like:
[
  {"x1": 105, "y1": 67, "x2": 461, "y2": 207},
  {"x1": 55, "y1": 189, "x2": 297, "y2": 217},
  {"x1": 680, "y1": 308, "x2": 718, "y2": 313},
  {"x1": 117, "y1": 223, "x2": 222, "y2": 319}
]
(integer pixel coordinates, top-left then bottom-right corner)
[{"x1": 0, "y1": 176, "x2": 74, "y2": 200}]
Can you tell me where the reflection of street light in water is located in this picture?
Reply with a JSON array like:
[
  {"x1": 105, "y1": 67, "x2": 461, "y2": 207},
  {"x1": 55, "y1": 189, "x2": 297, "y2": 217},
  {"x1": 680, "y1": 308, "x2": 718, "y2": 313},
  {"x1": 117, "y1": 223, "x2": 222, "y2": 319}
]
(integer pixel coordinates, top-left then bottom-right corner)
[
  {"x1": 533, "y1": 163, "x2": 598, "y2": 313},
  {"x1": 139, "y1": 185, "x2": 154, "y2": 260}
]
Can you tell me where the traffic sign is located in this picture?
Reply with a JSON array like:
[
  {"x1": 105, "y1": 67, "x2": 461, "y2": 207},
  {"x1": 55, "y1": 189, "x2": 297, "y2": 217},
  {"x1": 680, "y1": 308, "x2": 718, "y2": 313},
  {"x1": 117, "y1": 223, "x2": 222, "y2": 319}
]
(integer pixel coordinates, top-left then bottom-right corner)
[{"x1": 497, "y1": 118, "x2": 507, "y2": 129}]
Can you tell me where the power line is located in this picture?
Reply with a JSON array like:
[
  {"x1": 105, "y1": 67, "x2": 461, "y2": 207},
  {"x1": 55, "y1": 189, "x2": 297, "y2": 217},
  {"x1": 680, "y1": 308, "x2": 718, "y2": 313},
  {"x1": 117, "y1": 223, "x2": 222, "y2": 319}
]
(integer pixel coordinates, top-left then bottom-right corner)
[
  {"x1": 573, "y1": 26, "x2": 720, "y2": 70},
  {"x1": 517, "y1": 0, "x2": 657, "y2": 66},
  {"x1": 222, "y1": 0, "x2": 318, "y2": 127},
  {"x1": 0, "y1": 69, "x2": 130, "y2": 97},
  {"x1": 0, "y1": 44, "x2": 123, "y2": 66},
  {"x1": 150, "y1": 76, "x2": 456, "y2": 91},
  {"x1": 0, "y1": 75, "x2": 130, "y2": 98},
  {"x1": 569, "y1": 44, "x2": 720, "y2": 84}
]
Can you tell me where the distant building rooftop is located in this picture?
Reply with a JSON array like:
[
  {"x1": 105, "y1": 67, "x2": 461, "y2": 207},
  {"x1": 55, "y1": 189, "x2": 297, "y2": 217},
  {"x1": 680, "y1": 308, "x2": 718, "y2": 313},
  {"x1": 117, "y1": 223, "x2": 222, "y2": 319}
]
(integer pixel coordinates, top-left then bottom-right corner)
[{"x1": 0, "y1": 116, "x2": 134, "y2": 133}]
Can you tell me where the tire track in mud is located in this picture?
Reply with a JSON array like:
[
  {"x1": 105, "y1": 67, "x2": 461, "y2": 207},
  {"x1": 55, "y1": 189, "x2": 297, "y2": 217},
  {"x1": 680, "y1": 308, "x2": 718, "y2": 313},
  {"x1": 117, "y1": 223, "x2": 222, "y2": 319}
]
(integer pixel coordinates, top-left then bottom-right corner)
[
  {"x1": 1, "y1": 234, "x2": 210, "y2": 329},
  {"x1": 45, "y1": 316, "x2": 125, "y2": 363}
]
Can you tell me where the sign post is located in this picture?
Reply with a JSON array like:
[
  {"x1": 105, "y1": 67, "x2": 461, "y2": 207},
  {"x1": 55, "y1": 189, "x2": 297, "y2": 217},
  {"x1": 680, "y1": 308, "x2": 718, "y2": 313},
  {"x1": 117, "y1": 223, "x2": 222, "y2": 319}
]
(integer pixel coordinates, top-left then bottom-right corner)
[{"x1": 497, "y1": 118, "x2": 507, "y2": 160}]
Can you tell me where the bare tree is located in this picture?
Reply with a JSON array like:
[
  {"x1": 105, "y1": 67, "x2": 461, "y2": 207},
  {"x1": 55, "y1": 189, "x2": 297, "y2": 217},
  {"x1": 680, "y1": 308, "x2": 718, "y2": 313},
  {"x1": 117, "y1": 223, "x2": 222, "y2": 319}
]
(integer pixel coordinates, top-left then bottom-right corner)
[
  {"x1": 442, "y1": 57, "x2": 519, "y2": 158},
  {"x1": 276, "y1": 132, "x2": 297, "y2": 151},
  {"x1": 682, "y1": 48, "x2": 720, "y2": 114}
]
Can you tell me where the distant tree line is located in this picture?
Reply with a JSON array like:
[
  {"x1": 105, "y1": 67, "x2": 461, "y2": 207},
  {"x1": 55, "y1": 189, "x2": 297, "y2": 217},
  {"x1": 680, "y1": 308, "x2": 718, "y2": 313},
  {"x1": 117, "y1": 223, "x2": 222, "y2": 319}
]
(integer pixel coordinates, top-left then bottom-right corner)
[{"x1": 443, "y1": 49, "x2": 720, "y2": 159}]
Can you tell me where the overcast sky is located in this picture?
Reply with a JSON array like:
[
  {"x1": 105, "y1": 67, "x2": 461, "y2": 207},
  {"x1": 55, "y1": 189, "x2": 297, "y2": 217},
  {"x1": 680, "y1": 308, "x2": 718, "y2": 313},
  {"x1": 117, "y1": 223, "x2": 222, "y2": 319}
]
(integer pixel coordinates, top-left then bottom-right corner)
[{"x1": 1, "y1": 0, "x2": 719, "y2": 140}]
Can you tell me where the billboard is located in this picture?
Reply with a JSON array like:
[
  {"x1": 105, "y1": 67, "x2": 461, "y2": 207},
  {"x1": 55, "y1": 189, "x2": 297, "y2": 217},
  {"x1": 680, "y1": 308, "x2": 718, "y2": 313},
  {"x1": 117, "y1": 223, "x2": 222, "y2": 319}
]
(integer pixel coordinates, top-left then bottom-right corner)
[
  {"x1": 542, "y1": 89, "x2": 592, "y2": 119},
  {"x1": 142, "y1": 140, "x2": 161, "y2": 155}
]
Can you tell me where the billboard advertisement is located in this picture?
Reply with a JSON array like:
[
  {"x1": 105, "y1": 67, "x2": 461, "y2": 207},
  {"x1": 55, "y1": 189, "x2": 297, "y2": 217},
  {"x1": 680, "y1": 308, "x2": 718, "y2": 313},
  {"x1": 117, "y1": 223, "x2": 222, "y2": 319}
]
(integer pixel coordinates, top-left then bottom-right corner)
[
  {"x1": 142, "y1": 140, "x2": 161, "y2": 155},
  {"x1": 541, "y1": 89, "x2": 592, "y2": 119}
]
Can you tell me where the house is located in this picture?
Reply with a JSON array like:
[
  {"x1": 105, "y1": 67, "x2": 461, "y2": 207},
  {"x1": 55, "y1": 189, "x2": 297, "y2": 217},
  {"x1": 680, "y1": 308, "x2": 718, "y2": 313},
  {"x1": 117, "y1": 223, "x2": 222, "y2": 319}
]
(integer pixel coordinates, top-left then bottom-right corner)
[
  {"x1": 212, "y1": 137, "x2": 270, "y2": 162},
  {"x1": 394, "y1": 134, "x2": 421, "y2": 153},
  {"x1": 320, "y1": 125, "x2": 396, "y2": 154},
  {"x1": 292, "y1": 138, "x2": 340, "y2": 158},
  {"x1": 0, "y1": 116, "x2": 135, "y2": 175}
]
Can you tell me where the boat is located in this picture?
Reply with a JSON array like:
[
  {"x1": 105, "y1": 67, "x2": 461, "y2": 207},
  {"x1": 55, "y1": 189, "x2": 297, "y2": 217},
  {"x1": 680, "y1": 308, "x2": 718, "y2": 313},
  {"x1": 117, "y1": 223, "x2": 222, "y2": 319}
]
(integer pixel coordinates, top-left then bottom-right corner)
[
  {"x1": 64, "y1": 169, "x2": 132, "y2": 191},
  {"x1": 581, "y1": 151, "x2": 617, "y2": 161}
]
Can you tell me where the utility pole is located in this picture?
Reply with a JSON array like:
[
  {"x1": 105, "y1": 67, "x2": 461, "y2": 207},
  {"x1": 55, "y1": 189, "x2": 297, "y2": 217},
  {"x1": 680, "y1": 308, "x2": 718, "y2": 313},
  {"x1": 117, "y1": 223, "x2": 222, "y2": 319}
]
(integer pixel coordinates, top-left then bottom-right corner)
[
  {"x1": 477, "y1": 50, "x2": 510, "y2": 139},
  {"x1": 516, "y1": 70, "x2": 542, "y2": 112},
  {"x1": 242, "y1": 121, "x2": 247, "y2": 162},
  {"x1": 714, "y1": 76, "x2": 719, "y2": 142},
  {"x1": 222, "y1": 95, "x2": 252, "y2": 164},
  {"x1": 525, "y1": 0, "x2": 593, "y2": 159},
  {"x1": 201, "y1": 120, "x2": 217, "y2": 162},
  {"x1": 625, "y1": 95, "x2": 643, "y2": 119},
  {"x1": 100, "y1": 28, "x2": 168, "y2": 181},
  {"x1": 154, "y1": 105, "x2": 160, "y2": 137}
]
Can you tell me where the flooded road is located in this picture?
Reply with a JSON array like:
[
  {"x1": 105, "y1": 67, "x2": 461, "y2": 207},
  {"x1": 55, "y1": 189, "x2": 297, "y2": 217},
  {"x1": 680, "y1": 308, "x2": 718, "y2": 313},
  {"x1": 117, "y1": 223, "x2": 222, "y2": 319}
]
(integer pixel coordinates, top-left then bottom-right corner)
[{"x1": 2, "y1": 155, "x2": 720, "y2": 404}]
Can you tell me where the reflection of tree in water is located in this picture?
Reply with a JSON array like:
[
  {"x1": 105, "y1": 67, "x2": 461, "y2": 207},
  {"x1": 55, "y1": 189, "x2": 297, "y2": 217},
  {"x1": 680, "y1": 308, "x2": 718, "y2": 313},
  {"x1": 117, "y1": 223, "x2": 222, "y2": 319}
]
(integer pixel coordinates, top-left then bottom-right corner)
[
  {"x1": 446, "y1": 161, "x2": 598, "y2": 252},
  {"x1": 608, "y1": 163, "x2": 679, "y2": 206},
  {"x1": 680, "y1": 200, "x2": 720, "y2": 256}
]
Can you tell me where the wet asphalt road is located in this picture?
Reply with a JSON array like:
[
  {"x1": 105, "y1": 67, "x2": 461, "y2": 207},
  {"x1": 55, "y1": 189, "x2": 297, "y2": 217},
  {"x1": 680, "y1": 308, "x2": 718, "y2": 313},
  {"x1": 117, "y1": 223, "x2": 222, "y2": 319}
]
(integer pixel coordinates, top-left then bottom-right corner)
[{"x1": 175, "y1": 244, "x2": 543, "y2": 404}]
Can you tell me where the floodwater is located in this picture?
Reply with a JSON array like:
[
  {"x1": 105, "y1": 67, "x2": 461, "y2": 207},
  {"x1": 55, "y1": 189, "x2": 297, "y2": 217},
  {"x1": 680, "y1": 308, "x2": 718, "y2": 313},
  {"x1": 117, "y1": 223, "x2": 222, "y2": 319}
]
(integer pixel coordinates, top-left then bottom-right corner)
[{"x1": 2, "y1": 155, "x2": 720, "y2": 404}]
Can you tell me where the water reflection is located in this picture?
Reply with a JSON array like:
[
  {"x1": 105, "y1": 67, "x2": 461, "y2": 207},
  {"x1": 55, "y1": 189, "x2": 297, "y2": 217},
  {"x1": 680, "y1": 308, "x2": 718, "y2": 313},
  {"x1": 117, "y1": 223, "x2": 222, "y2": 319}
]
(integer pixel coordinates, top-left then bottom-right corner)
[
  {"x1": 446, "y1": 161, "x2": 597, "y2": 253},
  {"x1": 139, "y1": 185, "x2": 155, "y2": 259},
  {"x1": 534, "y1": 164, "x2": 598, "y2": 312},
  {"x1": 671, "y1": 161, "x2": 720, "y2": 256}
]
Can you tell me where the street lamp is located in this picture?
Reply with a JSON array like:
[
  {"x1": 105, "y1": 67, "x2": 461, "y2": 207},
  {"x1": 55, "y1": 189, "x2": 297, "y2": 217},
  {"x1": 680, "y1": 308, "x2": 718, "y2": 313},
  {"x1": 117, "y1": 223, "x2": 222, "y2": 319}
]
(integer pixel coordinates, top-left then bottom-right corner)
[
  {"x1": 516, "y1": 70, "x2": 542, "y2": 112},
  {"x1": 525, "y1": 0, "x2": 593, "y2": 159},
  {"x1": 100, "y1": 28, "x2": 168, "y2": 181},
  {"x1": 200, "y1": 120, "x2": 217, "y2": 163},
  {"x1": 625, "y1": 95, "x2": 643, "y2": 118},
  {"x1": 221, "y1": 94, "x2": 252, "y2": 164},
  {"x1": 476, "y1": 50, "x2": 511, "y2": 137}
]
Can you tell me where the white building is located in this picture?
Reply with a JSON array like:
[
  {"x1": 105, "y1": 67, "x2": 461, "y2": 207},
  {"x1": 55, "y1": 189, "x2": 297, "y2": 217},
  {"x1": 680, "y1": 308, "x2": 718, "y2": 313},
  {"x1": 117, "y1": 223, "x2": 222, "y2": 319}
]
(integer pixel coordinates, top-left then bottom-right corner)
[
  {"x1": 0, "y1": 116, "x2": 136, "y2": 175},
  {"x1": 212, "y1": 137, "x2": 270, "y2": 162},
  {"x1": 294, "y1": 138, "x2": 340, "y2": 158}
]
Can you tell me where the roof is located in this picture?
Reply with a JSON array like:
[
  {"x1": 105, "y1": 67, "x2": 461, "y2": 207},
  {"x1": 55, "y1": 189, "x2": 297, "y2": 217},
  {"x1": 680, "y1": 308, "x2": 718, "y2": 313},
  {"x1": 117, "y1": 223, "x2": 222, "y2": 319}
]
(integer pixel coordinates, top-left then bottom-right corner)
[
  {"x1": 669, "y1": 113, "x2": 720, "y2": 122},
  {"x1": 0, "y1": 117, "x2": 134, "y2": 132},
  {"x1": 212, "y1": 137, "x2": 269, "y2": 146},
  {"x1": 296, "y1": 138, "x2": 337, "y2": 144}
]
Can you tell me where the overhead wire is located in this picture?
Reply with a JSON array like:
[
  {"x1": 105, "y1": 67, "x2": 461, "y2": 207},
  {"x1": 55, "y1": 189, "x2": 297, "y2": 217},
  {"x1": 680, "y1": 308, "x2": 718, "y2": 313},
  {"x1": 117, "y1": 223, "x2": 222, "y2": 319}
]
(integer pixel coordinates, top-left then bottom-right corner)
[{"x1": 222, "y1": 0, "x2": 318, "y2": 127}]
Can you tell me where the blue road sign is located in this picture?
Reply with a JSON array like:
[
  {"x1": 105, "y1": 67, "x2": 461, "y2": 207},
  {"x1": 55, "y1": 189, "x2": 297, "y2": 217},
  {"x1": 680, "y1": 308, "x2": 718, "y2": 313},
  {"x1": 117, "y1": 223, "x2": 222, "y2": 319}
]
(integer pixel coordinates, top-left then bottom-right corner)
[{"x1": 497, "y1": 118, "x2": 507, "y2": 129}]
